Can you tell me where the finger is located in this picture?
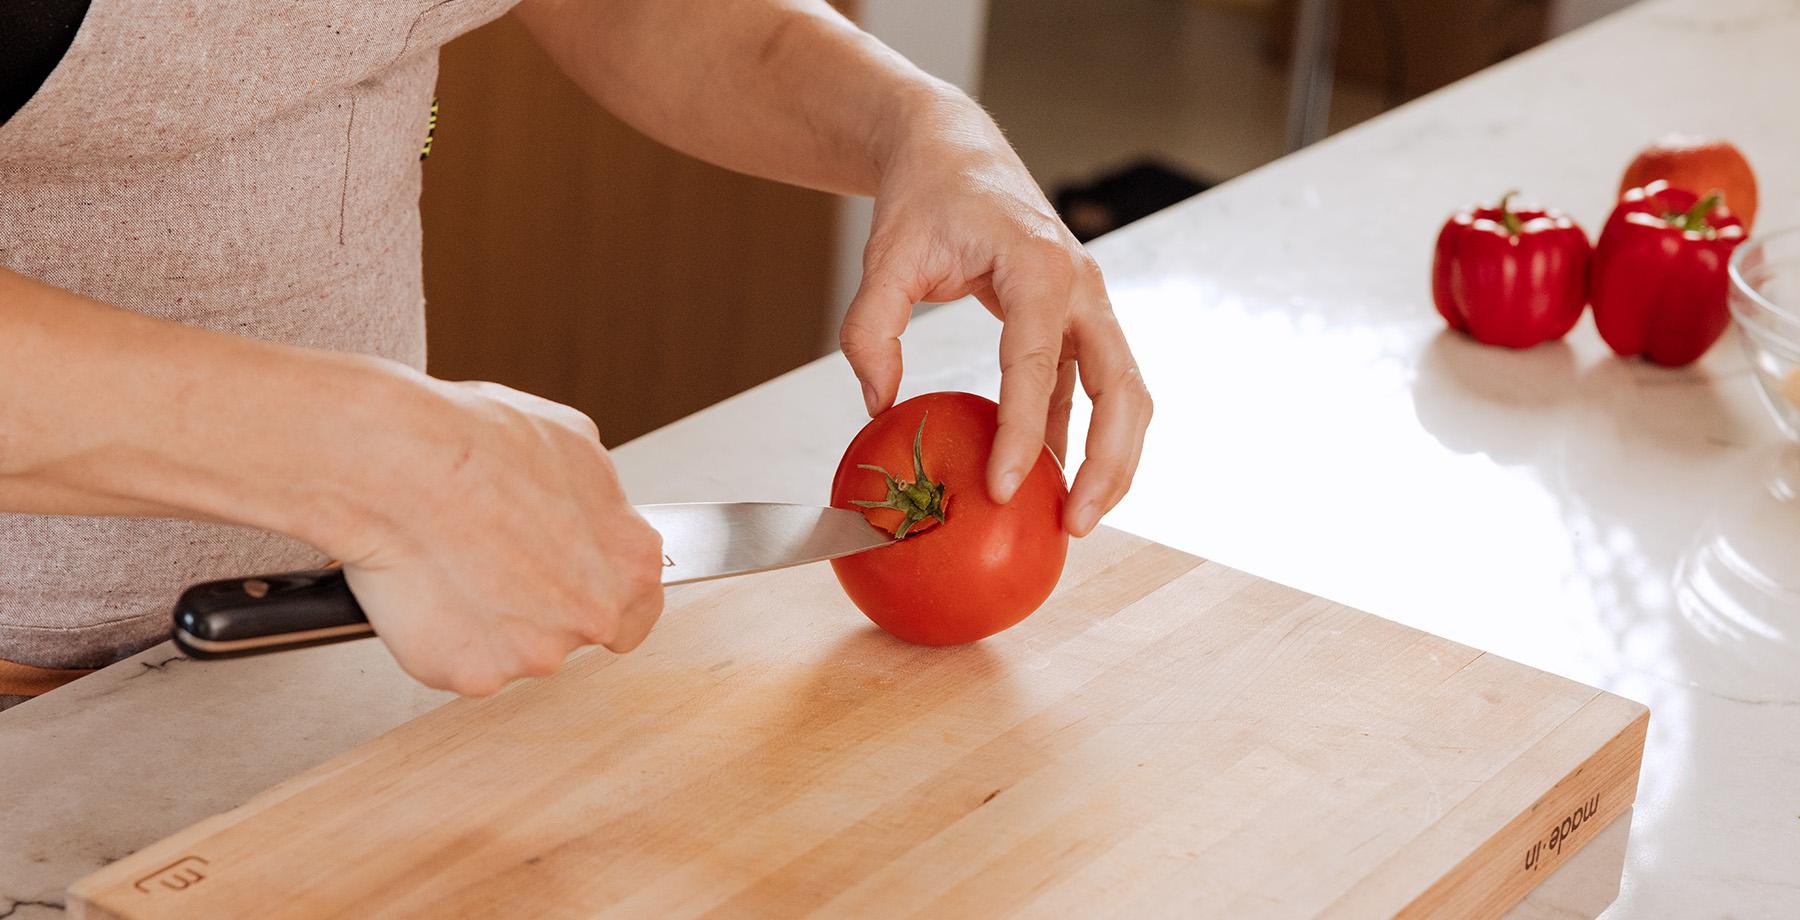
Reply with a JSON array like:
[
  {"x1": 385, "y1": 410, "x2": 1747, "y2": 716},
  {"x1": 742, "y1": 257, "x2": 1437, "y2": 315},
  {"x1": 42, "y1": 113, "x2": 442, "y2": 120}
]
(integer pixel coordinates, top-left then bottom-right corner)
[
  {"x1": 599, "y1": 514, "x2": 666, "y2": 653},
  {"x1": 604, "y1": 588, "x2": 664, "y2": 653},
  {"x1": 988, "y1": 257, "x2": 1075, "y2": 503},
  {"x1": 455, "y1": 636, "x2": 516, "y2": 697},
  {"x1": 1045, "y1": 342, "x2": 1077, "y2": 464},
  {"x1": 973, "y1": 283, "x2": 1005, "y2": 321},
  {"x1": 509, "y1": 629, "x2": 578, "y2": 678},
  {"x1": 1065, "y1": 306, "x2": 1152, "y2": 537},
  {"x1": 548, "y1": 406, "x2": 602, "y2": 444},
  {"x1": 839, "y1": 272, "x2": 915, "y2": 416}
]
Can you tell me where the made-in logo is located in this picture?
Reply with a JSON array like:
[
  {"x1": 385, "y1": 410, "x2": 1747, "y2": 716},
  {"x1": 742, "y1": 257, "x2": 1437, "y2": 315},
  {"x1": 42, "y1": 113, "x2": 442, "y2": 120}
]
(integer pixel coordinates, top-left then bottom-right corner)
[
  {"x1": 1522, "y1": 793, "x2": 1600, "y2": 871},
  {"x1": 134, "y1": 855, "x2": 209, "y2": 894}
]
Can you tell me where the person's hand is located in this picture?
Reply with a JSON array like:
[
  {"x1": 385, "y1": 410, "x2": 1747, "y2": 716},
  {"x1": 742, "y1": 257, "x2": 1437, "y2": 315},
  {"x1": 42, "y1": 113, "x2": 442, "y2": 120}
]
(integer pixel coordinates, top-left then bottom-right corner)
[
  {"x1": 329, "y1": 376, "x2": 665, "y2": 697},
  {"x1": 838, "y1": 96, "x2": 1153, "y2": 537}
]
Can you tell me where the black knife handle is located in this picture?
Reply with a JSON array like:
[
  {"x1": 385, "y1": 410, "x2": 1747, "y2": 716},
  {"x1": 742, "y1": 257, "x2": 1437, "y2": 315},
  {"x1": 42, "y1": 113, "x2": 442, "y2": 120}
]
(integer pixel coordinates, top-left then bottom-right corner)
[{"x1": 172, "y1": 568, "x2": 374, "y2": 659}]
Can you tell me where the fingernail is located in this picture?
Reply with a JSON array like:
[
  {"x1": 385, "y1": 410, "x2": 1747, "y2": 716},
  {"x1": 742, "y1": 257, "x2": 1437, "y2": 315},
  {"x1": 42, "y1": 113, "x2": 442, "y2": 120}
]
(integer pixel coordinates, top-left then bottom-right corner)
[
  {"x1": 996, "y1": 470, "x2": 1023, "y2": 502},
  {"x1": 861, "y1": 381, "x2": 879, "y2": 416},
  {"x1": 1071, "y1": 501, "x2": 1101, "y2": 535}
]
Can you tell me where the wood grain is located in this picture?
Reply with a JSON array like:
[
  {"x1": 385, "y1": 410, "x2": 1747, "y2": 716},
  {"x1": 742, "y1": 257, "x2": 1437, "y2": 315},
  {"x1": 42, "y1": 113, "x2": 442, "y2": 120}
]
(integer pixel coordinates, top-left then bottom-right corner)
[{"x1": 68, "y1": 529, "x2": 1646, "y2": 919}]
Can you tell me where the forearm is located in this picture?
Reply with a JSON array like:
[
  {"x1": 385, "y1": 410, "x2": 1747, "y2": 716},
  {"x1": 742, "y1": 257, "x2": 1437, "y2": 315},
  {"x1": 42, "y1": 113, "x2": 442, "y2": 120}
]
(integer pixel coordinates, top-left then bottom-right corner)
[
  {"x1": 0, "y1": 267, "x2": 427, "y2": 549},
  {"x1": 514, "y1": 0, "x2": 991, "y2": 197}
]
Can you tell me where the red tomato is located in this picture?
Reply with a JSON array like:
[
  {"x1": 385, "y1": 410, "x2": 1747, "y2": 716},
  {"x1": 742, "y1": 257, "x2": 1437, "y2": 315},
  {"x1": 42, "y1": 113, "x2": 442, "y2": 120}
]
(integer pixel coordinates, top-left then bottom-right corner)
[
  {"x1": 1619, "y1": 135, "x2": 1758, "y2": 231},
  {"x1": 829, "y1": 392, "x2": 1068, "y2": 645}
]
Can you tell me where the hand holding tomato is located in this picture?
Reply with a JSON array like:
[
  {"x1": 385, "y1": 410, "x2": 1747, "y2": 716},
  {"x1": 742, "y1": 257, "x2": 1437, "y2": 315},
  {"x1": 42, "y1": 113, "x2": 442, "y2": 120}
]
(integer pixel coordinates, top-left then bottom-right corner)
[
  {"x1": 830, "y1": 392, "x2": 1067, "y2": 645},
  {"x1": 836, "y1": 95, "x2": 1152, "y2": 538}
]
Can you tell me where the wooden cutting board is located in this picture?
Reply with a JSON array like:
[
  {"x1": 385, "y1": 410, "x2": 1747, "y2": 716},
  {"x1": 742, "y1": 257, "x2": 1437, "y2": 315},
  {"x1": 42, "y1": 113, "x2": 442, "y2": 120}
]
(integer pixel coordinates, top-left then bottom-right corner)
[{"x1": 69, "y1": 528, "x2": 1646, "y2": 919}]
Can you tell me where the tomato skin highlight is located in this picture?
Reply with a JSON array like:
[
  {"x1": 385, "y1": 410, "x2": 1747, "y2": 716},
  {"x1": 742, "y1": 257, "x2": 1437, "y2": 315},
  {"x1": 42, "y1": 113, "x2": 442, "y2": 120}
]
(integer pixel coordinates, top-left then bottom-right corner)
[
  {"x1": 829, "y1": 392, "x2": 1068, "y2": 645},
  {"x1": 1619, "y1": 135, "x2": 1758, "y2": 231}
]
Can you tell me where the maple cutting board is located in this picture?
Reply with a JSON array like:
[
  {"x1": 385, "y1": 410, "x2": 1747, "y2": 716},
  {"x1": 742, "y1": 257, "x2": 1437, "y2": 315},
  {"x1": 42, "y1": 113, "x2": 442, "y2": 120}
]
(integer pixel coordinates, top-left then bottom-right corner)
[{"x1": 69, "y1": 528, "x2": 1646, "y2": 919}]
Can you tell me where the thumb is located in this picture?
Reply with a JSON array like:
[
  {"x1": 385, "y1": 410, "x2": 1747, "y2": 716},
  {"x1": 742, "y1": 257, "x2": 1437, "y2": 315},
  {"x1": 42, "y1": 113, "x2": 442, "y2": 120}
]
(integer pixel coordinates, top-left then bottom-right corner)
[{"x1": 838, "y1": 272, "x2": 915, "y2": 416}]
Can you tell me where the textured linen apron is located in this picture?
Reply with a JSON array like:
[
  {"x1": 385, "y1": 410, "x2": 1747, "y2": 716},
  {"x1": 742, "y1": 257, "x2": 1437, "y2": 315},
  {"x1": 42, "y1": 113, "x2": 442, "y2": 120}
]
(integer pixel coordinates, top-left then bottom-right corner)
[{"x1": 0, "y1": 0, "x2": 518, "y2": 686}]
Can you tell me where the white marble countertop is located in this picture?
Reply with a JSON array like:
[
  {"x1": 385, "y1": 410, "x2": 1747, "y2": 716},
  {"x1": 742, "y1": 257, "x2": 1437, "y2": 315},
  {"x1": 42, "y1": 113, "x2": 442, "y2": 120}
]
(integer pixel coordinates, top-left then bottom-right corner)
[{"x1": 6, "y1": 0, "x2": 1798, "y2": 916}]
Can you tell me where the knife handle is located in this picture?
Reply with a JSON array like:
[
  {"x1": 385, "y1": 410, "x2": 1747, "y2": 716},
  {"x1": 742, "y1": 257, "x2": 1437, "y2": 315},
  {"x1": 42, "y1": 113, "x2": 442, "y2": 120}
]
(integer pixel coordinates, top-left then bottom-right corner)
[{"x1": 172, "y1": 568, "x2": 374, "y2": 659}]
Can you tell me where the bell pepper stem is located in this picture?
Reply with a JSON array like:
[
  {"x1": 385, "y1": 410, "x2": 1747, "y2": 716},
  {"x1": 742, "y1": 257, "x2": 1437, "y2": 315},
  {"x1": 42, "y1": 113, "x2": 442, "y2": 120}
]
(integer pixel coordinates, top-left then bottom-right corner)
[
  {"x1": 1498, "y1": 190, "x2": 1523, "y2": 236},
  {"x1": 1675, "y1": 192, "x2": 1723, "y2": 233}
]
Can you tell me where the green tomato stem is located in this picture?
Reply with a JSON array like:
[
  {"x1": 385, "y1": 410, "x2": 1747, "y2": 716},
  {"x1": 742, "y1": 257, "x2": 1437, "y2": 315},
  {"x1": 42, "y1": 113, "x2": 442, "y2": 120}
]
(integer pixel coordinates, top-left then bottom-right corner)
[{"x1": 848, "y1": 413, "x2": 948, "y2": 539}]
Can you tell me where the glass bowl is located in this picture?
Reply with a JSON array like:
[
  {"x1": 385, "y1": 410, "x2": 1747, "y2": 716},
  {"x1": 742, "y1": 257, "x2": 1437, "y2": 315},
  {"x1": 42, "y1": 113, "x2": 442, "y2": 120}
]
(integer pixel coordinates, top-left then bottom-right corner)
[{"x1": 1729, "y1": 227, "x2": 1800, "y2": 440}]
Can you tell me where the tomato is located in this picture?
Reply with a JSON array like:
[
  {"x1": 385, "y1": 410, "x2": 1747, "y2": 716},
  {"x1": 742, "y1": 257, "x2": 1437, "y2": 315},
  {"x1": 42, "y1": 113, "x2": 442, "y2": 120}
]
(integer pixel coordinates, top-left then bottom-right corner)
[
  {"x1": 1619, "y1": 135, "x2": 1758, "y2": 230},
  {"x1": 829, "y1": 392, "x2": 1068, "y2": 645}
]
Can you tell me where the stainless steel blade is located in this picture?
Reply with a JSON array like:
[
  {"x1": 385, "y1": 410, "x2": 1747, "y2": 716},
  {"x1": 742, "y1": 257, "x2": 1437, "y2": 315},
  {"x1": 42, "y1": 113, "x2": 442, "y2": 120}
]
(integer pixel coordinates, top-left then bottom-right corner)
[{"x1": 637, "y1": 502, "x2": 893, "y2": 585}]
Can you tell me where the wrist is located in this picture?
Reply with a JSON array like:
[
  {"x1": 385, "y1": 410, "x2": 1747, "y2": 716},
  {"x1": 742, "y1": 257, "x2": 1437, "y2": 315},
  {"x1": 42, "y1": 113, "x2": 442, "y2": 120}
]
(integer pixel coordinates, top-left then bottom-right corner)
[
  {"x1": 125, "y1": 334, "x2": 444, "y2": 560},
  {"x1": 258, "y1": 351, "x2": 452, "y2": 559},
  {"x1": 871, "y1": 80, "x2": 1000, "y2": 185},
  {"x1": 0, "y1": 275, "x2": 448, "y2": 554}
]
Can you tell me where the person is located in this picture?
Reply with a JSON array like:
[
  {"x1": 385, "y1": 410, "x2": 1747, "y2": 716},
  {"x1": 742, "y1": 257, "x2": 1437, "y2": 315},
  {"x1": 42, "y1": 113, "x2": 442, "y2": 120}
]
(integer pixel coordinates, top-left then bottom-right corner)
[{"x1": 0, "y1": 0, "x2": 1152, "y2": 706}]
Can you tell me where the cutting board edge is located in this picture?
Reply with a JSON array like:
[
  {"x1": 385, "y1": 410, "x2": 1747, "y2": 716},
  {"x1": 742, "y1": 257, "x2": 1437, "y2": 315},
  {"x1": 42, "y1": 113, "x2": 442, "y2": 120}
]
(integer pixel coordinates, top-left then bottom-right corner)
[
  {"x1": 1390, "y1": 690, "x2": 1650, "y2": 920},
  {"x1": 67, "y1": 901, "x2": 120, "y2": 920},
  {"x1": 63, "y1": 715, "x2": 410, "y2": 918}
]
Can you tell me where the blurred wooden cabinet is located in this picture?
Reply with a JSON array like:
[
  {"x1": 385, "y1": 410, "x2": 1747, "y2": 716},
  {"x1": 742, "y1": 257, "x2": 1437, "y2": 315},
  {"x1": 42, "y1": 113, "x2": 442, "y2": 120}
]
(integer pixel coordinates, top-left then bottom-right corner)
[
  {"x1": 421, "y1": 14, "x2": 839, "y2": 445},
  {"x1": 1273, "y1": 0, "x2": 1548, "y2": 102}
]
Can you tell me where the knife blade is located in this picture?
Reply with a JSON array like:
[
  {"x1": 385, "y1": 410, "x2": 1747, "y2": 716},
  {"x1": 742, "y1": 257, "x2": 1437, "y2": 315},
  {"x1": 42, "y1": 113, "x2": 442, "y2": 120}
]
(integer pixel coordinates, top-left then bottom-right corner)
[
  {"x1": 170, "y1": 502, "x2": 891, "y2": 659},
  {"x1": 641, "y1": 502, "x2": 892, "y2": 585}
]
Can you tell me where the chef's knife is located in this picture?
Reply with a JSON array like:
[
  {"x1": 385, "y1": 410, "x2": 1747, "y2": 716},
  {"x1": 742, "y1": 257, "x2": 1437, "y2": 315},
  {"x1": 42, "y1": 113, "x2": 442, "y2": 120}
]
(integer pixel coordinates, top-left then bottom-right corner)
[{"x1": 171, "y1": 502, "x2": 892, "y2": 659}]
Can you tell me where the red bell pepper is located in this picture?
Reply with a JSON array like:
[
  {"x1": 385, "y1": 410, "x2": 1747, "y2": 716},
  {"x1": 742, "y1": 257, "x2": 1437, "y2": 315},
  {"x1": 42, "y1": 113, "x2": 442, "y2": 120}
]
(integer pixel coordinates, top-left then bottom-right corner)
[
  {"x1": 1590, "y1": 180, "x2": 1748, "y2": 367},
  {"x1": 1432, "y1": 193, "x2": 1592, "y2": 349}
]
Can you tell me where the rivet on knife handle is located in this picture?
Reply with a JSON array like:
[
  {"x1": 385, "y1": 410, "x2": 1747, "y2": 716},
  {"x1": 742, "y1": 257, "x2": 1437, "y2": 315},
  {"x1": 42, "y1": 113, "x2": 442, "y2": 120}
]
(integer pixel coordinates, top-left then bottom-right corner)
[{"x1": 172, "y1": 568, "x2": 373, "y2": 659}]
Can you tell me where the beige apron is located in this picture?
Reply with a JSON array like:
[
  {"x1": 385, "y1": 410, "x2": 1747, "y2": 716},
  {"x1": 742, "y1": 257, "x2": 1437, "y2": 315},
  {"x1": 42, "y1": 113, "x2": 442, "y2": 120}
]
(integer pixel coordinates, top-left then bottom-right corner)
[{"x1": 0, "y1": 0, "x2": 518, "y2": 680}]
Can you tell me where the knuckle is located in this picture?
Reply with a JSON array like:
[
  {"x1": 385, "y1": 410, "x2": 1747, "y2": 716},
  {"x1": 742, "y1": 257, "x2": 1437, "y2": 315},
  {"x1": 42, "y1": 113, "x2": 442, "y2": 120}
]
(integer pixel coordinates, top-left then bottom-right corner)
[
  {"x1": 1117, "y1": 475, "x2": 1138, "y2": 502},
  {"x1": 1034, "y1": 246, "x2": 1078, "y2": 282},
  {"x1": 516, "y1": 632, "x2": 571, "y2": 676},
  {"x1": 633, "y1": 556, "x2": 665, "y2": 595},
  {"x1": 861, "y1": 231, "x2": 902, "y2": 266},
  {"x1": 837, "y1": 323, "x2": 864, "y2": 353},
  {"x1": 521, "y1": 650, "x2": 564, "y2": 678},
  {"x1": 1004, "y1": 342, "x2": 1062, "y2": 386},
  {"x1": 1092, "y1": 470, "x2": 1132, "y2": 507},
  {"x1": 414, "y1": 668, "x2": 457, "y2": 693},
  {"x1": 549, "y1": 405, "x2": 601, "y2": 441},
  {"x1": 1072, "y1": 247, "x2": 1102, "y2": 278},
  {"x1": 606, "y1": 627, "x2": 646, "y2": 655},
  {"x1": 631, "y1": 585, "x2": 667, "y2": 625},
  {"x1": 627, "y1": 523, "x2": 666, "y2": 579},
  {"x1": 838, "y1": 318, "x2": 889, "y2": 358},
  {"x1": 640, "y1": 589, "x2": 667, "y2": 621},
  {"x1": 1079, "y1": 299, "x2": 1119, "y2": 328},
  {"x1": 862, "y1": 236, "x2": 922, "y2": 278},
  {"x1": 583, "y1": 586, "x2": 633, "y2": 644},
  {"x1": 450, "y1": 673, "x2": 504, "y2": 698},
  {"x1": 587, "y1": 621, "x2": 622, "y2": 651},
  {"x1": 576, "y1": 413, "x2": 602, "y2": 442},
  {"x1": 458, "y1": 379, "x2": 510, "y2": 401},
  {"x1": 1126, "y1": 368, "x2": 1154, "y2": 414},
  {"x1": 580, "y1": 602, "x2": 623, "y2": 648},
  {"x1": 605, "y1": 598, "x2": 664, "y2": 657},
  {"x1": 635, "y1": 516, "x2": 664, "y2": 551}
]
